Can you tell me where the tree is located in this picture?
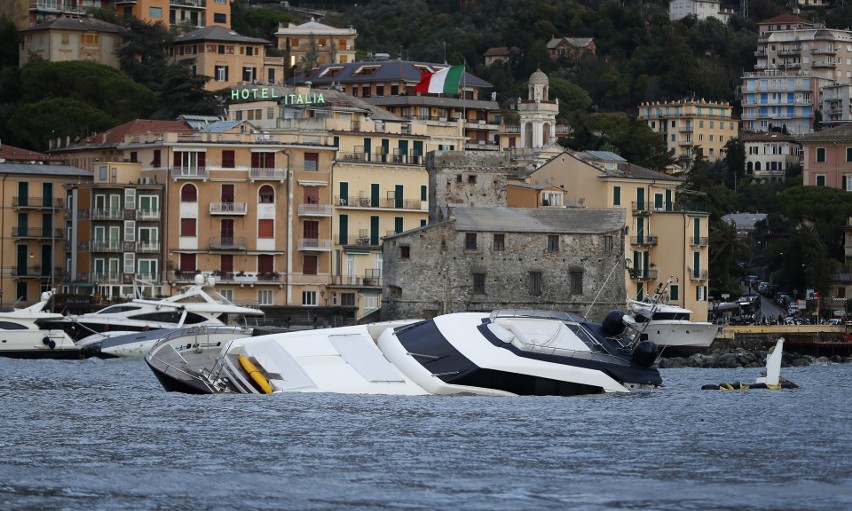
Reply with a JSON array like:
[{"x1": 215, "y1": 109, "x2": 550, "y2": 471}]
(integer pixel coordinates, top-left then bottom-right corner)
[
  {"x1": 152, "y1": 62, "x2": 219, "y2": 119},
  {"x1": 723, "y1": 137, "x2": 745, "y2": 190},
  {"x1": 115, "y1": 18, "x2": 172, "y2": 92},
  {"x1": 709, "y1": 219, "x2": 752, "y2": 297},
  {"x1": 5, "y1": 98, "x2": 116, "y2": 151},
  {"x1": 778, "y1": 186, "x2": 852, "y2": 260},
  {"x1": 547, "y1": 76, "x2": 593, "y2": 118}
]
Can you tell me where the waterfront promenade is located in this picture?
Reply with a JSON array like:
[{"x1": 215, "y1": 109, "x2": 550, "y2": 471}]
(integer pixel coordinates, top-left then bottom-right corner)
[{"x1": 713, "y1": 324, "x2": 852, "y2": 357}]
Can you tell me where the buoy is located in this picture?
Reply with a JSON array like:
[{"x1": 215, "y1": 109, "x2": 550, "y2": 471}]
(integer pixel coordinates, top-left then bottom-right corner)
[{"x1": 238, "y1": 354, "x2": 272, "y2": 394}]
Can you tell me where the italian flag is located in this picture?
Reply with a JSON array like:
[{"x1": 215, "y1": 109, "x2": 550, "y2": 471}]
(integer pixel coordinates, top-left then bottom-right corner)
[{"x1": 415, "y1": 65, "x2": 465, "y2": 94}]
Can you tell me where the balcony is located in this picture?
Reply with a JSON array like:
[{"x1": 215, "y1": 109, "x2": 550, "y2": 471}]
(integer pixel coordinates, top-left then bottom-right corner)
[
  {"x1": 812, "y1": 61, "x2": 836, "y2": 68},
  {"x1": 629, "y1": 268, "x2": 658, "y2": 281},
  {"x1": 336, "y1": 152, "x2": 425, "y2": 166},
  {"x1": 632, "y1": 201, "x2": 652, "y2": 214},
  {"x1": 210, "y1": 271, "x2": 283, "y2": 285},
  {"x1": 90, "y1": 272, "x2": 123, "y2": 284},
  {"x1": 90, "y1": 240, "x2": 123, "y2": 252},
  {"x1": 170, "y1": 167, "x2": 208, "y2": 179},
  {"x1": 249, "y1": 167, "x2": 287, "y2": 181},
  {"x1": 209, "y1": 202, "x2": 248, "y2": 215},
  {"x1": 338, "y1": 234, "x2": 380, "y2": 247},
  {"x1": 630, "y1": 235, "x2": 659, "y2": 247},
  {"x1": 330, "y1": 274, "x2": 383, "y2": 288},
  {"x1": 170, "y1": 0, "x2": 205, "y2": 8},
  {"x1": 298, "y1": 238, "x2": 332, "y2": 251},
  {"x1": 12, "y1": 196, "x2": 64, "y2": 209},
  {"x1": 209, "y1": 236, "x2": 247, "y2": 250},
  {"x1": 91, "y1": 208, "x2": 125, "y2": 221},
  {"x1": 137, "y1": 241, "x2": 160, "y2": 253},
  {"x1": 688, "y1": 267, "x2": 709, "y2": 281},
  {"x1": 11, "y1": 227, "x2": 63, "y2": 239},
  {"x1": 691, "y1": 236, "x2": 710, "y2": 247},
  {"x1": 137, "y1": 209, "x2": 161, "y2": 221},
  {"x1": 10, "y1": 266, "x2": 60, "y2": 278},
  {"x1": 777, "y1": 48, "x2": 801, "y2": 56},
  {"x1": 297, "y1": 204, "x2": 333, "y2": 216}
]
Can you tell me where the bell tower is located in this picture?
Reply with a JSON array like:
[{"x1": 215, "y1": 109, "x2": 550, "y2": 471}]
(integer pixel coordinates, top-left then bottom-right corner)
[{"x1": 517, "y1": 69, "x2": 558, "y2": 149}]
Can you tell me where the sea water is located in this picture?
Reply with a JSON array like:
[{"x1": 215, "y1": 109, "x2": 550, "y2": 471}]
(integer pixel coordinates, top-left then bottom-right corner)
[{"x1": 0, "y1": 358, "x2": 849, "y2": 511}]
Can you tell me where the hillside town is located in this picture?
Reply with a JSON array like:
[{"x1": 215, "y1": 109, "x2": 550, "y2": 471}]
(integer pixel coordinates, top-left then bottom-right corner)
[{"x1": 2, "y1": 0, "x2": 852, "y2": 331}]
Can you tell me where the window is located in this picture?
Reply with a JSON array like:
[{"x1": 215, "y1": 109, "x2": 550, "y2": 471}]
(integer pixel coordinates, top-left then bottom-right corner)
[
  {"x1": 180, "y1": 184, "x2": 197, "y2": 202},
  {"x1": 258, "y1": 219, "x2": 274, "y2": 238},
  {"x1": 242, "y1": 66, "x2": 255, "y2": 82},
  {"x1": 303, "y1": 255, "x2": 317, "y2": 275},
  {"x1": 528, "y1": 271, "x2": 543, "y2": 296},
  {"x1": 302, "y1": 290, "x2": 317, "y2": 306},
  {"x1": 258, "y1": 185, "x2": 274, "y2": 203},
  {"x1": 569, "y1": 271, "x2": 583, "y2": 295},
  {"x1": 304, "y1": 152, "x2": 319, "y2": 171},
  {"x1": 473, "y1": 273, "x2": 486, "y2": 294},
  {"x1": 214, "y1": 13, "x2": 227, "y2": 24},
  {"x1": 341, "y1": 293, "x2": 356, "y2": 306},
  {"x1": 149, "y1": 7, "x2": 162, "y2": 17},
  {"x1": 816, "y1": 175, "x2": 826, "y2": 186},
  {"x1": 99, "y1": 165, "x2": 107, "y2": 181},
  {"x1": 215, "y1": 65, "x2": 228, "y2": 81},
  {"x1": 465, "y1": 233, "x2": 477, "y2": 250},
  {"x1": 493, "y1": 233, "x2": 505, "y2": 251},
  {"x1": 217, "y1": 44, "x2": 225, "y2": 54},
  {"x1": 613, "y1": 186, "x2": 621, "y2": 206},
  {"x1": 604, "y1": 235, "x2": 613, "y2": 252},
  {"x1": 152, "y1": 150, "x2": 161, "y2": 168},
  {"x1": 180, "y1": 253, "x2": 196, "y2": 272},
  {"x1": 816, "y1": 147, "x2": 826, "y2": 162},
  {"x1": 847, "y1": 147, "x2": 852, "y2": 162},
  {"x1": 257, "y1": 289, "x2": 273, "y2": 305},
  {"x1": 547, "y1": 234, "x2": 559, "y2": 252},
  {"x1": 400, "y1": 246, "x2": 410, "y2": 258},
  {"x1": 180, "y1": 218, "x2": 196, "y2": 237},
  {"x1": 222, "y1": 150, "x2": 235, "y2": 168},
  {"x1": 670, "y1": 284, "x2": 679, "y2": 301}
]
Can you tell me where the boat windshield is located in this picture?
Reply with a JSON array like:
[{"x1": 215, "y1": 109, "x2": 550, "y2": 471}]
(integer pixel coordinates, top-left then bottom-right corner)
[
  {"x1": 95, "y1": 305, "x2": 143, "y2": 315},
  {"x1": 651, "y1": 312, "x2": 691, "y2": 321}
]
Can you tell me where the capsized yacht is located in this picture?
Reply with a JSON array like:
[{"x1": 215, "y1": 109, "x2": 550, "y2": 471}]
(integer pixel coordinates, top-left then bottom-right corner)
[
  {"x1": 0, "y1": 291, "x2": 82, "y2": 359},
  {"x1": 146, "y1": 309, "x2": 662, "y2": 396}
]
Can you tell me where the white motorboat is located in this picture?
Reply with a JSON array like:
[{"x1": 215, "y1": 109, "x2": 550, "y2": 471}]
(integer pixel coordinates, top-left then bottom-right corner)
[
  {"x1": 0, "y1": 291, "x2": 82, "y2": 359},
  {"x1": 49, "y1": 275, "x2": 264, "y2": 356},
  {"x1": 623, "y1": 298, "x2": 720, "y2": 350},
  {"x1": 146, "y1": 309, "x2": 662, "y2": 396}
]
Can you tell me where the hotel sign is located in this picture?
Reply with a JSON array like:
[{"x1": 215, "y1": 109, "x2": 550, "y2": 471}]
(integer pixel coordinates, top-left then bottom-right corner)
[{"x1": 230, "y1": 87, "x2": 325, "y2": 106}]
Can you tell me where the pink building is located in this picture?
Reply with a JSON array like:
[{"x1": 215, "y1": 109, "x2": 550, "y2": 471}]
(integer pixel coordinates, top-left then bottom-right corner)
[{"x1": 798, "y1": 124, "x2": 852, "y2": 189}]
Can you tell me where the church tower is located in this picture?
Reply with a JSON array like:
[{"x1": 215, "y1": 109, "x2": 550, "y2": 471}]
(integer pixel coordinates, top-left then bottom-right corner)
[{"x1": 518, "y1": 69, "x2": 558, "y2": 149}]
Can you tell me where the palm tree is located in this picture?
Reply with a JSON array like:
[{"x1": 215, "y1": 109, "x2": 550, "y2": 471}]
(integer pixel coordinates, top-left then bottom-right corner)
[{"x1": 709, "y1": 219, "x2": 752, "y2": 296}]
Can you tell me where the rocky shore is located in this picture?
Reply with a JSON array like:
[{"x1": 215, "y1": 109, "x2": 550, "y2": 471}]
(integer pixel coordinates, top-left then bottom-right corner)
[{"x1": 658, "y1": 349, "x2": 850, "y2": 368}]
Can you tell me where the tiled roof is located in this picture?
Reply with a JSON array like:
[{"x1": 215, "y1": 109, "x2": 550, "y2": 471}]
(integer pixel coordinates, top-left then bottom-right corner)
[
  {"x1": 451, "y1": 206, "x2": 625, "y2": 234},
  {"x1": 796, "y1": 123, "x2": 852, "y2": 142},
  {"x1": 758, "y1": 14, "x2": 812, "y2": 25},
  {"x1": 0, "y1": 143, "x2": 49, "y2": 162},
  {"x1": 173, "y1": 26, "x2": 269, "y2": 45},
  {"x1": 742, "y1": 132, "x2": 799, "y2": 143},
  {"x1": 0, "y1": 163, "x2": 92, "y2": 177},
  {"x1": 20, "y1": 15, "x2": 123, "y2": 34},
  {"x1": 484, "y1": 47, "x2": 519, "y2": 57},
  {"x1": 74, "y1": 119, "x2": 193, "y2": 147},
  {"x1": 301, "y1": 60, "x2": 492, "y2": 88}
]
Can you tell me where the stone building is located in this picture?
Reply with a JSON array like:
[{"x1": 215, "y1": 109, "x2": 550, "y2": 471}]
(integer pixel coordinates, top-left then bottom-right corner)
[{"x1": 381, "y1": 150, "x2": 627, "y2": 321}]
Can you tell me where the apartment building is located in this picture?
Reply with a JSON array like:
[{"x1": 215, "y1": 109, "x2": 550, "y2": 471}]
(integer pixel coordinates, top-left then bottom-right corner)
[
  {"x1": 18, "y1": 14, "x2": 124, "y2": 68},
  {"x1": 169, "y1": 25, "x2": 270, "y2": 91},
  {"x1": 301, "y1": 58, "x2": 501, "y2": 149},
  {"x1": 274, "y1": 18, "x2": 357, "y2": 69},
  {"x1": 113, "y1": 0, "x2": 231, "y2": 30},
  {"x1": 0, "y1": 163, "x2": 91, "y2": 307},
  {"x1": 797, "y1": 122, "x2": 852, "y2": 188},
  {"x1": 527, "y1": 150, "x2": 711, "y2": 321},
  {"x1": 638, "y1": 99, "x2": 738, "y2": 163},
  {"x1": 546, "y1": 36, "x2": 596, "y2": 60},
  {"x1": 821, "y1": 83, "x2": 852, "y2": 124},
  {"x1": 743, "y1": 132, "x2": 801, "y2": 183},
  {"x1": 744, "y1": 14, "x2": 852, "y2": 134},
  {"x1": 668, "y1": 0, "x2": 733, "y2": 23},
  {"x1": 18, "y1": 0, "x2": 110, "y2": 28}
]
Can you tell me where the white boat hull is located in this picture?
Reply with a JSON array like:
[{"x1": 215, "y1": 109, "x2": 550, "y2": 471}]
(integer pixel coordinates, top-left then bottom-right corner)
[
  {"x1": 0, "y1": 329, "x2": 82, "y2": 359},
  {"x1": 624, "y1": 318, "x2": 719, "y2": 348}
]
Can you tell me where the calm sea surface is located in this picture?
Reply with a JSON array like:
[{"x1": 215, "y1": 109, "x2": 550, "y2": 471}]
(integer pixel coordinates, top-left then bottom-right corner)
[{"x1": 0, "y1": 357, "x2": 849, "y2": 511}]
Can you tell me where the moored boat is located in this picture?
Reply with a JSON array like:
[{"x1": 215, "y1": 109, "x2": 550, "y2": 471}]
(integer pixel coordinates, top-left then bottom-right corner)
[{"x1": 0, "y1": 291, "x2": 82, "y2": 359}]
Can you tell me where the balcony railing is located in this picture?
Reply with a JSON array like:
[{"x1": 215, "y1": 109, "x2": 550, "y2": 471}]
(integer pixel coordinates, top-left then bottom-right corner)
[
  {"x1": 209, "y1": 236, "x2": 247, "y2": 250},
  {"x1": 171, "y1": 167, "x2": 208, "y2": 179},
  {"x1": 298, "y1": 238, "x2": 332, "y2": 251},
  {"x1": 90, "y1": 272, "x2": 123, "y2": 284},
  {"x1": 137, "y1": 241, "x2": 160, "y2": 253},
  {"x1": 12, "y1": 196, "x2": 64, "y2": 208},
  {"x1": 630, "y1": 235, "x2": 659, "y2": 247},
  {"x1": 137, "y1": 209, "x2": 161, "y2": 220},
  {"x1": 629, "y1": 268, "x2": 658, "y2": 281},
  {"x1": 249, "y1": 167, "x2": 287, "y2": 181},
  {"x1": 337, "y1": 152, "x2": 425, "y2": 166},
  {"x1": 337, "y1": 234, "x2": 380, "y2": 247},
  {"x1": 297, "y1": 204, "x2": 333, "y2": 216},
  {"x1": 334, "y1": 195, "x2": 427, "y2": 211},
  {"x1": 691, "y1": 236, "x2": 710, "y2": 247},
  {"x1": 688, "y1": 267, "x2": 709, "y2": 281},
  {"x1": 90, "y1": 240, "x2": 123, "y2": 252},
  {"x1": 11, "y1": 227, "x2": 63, "y2": 239},
  {"x1": 209, "y1": 202, "x2": 248, "y2": 215},
  {"x1": 91, "y1": 208, "x2": 125, "y2": 221},
  {"x1": 330, "y1": 275, "x2": 383, "y2": 287},
  {"x1": 170, "y1": 0, "x2": 205, "y2": 8},
  {"x1": 10, "y1": 266, "x2": 60, "y2": 278}
]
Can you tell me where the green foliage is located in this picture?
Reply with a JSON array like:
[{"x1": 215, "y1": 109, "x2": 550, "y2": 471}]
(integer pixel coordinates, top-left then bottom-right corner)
[
  {"x1": 547, "y1": 76, "x2": 593, "y2": 117},
  {"x1": 231, "y1": 1, "x2": 302, "y2": 41},
  {"x1": 709, "y1": 219, "x2": 752, "y2": 297},
  {"x1": 19, "y1": 61, "x2": 155, "y2": 121},
  {"x1": 114, "y1": 18, "x2": 173, "y2": 92},
  {"x1": 6, "y1": 98, "x2": 115, "y2": 151},
  {"x1": 0, "y1": 18, "x2": 17, "y2": 70},
  {"x1": 778, "y1": 186, "x2": 852, "y2": 260},
  {"x1": 152, "y1": 62, "x2": 219, "y2": 119}
]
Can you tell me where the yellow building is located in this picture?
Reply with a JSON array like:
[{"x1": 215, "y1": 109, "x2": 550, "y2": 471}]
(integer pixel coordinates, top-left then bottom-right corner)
[
  {"x1": 169, "y1": 25, "x2": 270, "y2": 91},
  {"x1": 528, "y1": 150, "x2": 711, "y2": 321},
  {"x1": 18, "y1": 15, "x2": 124, "y2": 68},
  {"x1": 638, "y1": 99, "x2": 738, "y2": 165},
  {"x1": 274, "y1": 18, "x2": 357, "y2": 71},
  {"x1": 0, "y1": 163, "x2": 91, "y2": 307},
  {"x1": 114, "y1": 0, "x2": 231, "y2": 30}
]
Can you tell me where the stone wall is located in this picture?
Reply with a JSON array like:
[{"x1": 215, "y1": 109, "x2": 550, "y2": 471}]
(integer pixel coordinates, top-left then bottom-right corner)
[
  {"x1": 381, "y1": 218, "x2": 626, "y2": 321},
  {"x1": 427, "y1": 150, "x2": 517, "y2": 221}
]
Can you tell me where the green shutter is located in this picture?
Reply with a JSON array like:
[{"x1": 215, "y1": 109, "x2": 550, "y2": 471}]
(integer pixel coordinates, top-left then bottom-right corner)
[
  {"x1": 394, "y1": 217, "x2": 403, "y2": 234},
  {"x1": 339, "y1": 214, "x2": 348, "y2": 245},
  {"x1": 395, "y1": 185, "x2": 403, "y2": 209},
  {"x1": 339, "y1": 182, "x2": 349, "y2": 203},
  {"x1": 420, "y1": 185, "x2": 427, "y2": 201},
  {"x1": 370, "y1": 216, "x2": 379, "y2": 245},
  {"x1": 613, "y1": 186, "x2": 621, "y2": 206},
  {"x1": 371, "y1": 183, "x2": 380, "y2": 207}
]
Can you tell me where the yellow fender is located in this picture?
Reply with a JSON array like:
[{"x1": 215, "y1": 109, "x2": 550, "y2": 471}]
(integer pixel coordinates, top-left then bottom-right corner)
[{"x1": 239, "y1": 354, "x2": 273, "y2": 394}]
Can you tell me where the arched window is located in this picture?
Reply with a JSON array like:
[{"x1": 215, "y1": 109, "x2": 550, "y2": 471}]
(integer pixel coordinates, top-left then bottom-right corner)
[
  {"x1": 258, "y1": 185, "x2": 275, "y2": 204},
  {"x1": 755, "y1": 161, "x2": 762, "y2": 171},
  {"x1": 746, "y1": 162, "x2": 753, "y2": 174},
  {"x1": 180, "y1": 184, "x2": 197, "y2": 202}
]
